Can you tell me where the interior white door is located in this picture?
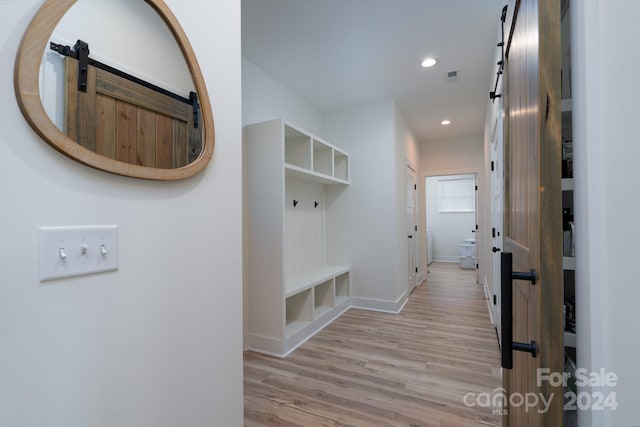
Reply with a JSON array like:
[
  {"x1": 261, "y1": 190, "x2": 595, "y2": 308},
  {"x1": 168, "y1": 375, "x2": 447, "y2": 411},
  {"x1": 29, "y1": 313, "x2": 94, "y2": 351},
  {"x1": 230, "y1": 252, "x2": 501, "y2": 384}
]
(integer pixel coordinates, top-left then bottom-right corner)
[
  {"x1": 406, "y1": 164, "x2": 417, "y2": 292},
  {"x1": 490, "y1": 107, "x2": 505, "y2": 342},
  {"x1": 473, "y1": 174, "x2": 479, "y2": 284}
]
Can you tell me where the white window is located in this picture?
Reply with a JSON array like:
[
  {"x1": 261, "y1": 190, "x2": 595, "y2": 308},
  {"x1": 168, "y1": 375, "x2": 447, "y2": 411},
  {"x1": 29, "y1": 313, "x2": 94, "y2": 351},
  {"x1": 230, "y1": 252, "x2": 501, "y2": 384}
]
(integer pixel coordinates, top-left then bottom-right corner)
[{"x1": 438, "y1": 176, "x2": 475, "y2": 213}]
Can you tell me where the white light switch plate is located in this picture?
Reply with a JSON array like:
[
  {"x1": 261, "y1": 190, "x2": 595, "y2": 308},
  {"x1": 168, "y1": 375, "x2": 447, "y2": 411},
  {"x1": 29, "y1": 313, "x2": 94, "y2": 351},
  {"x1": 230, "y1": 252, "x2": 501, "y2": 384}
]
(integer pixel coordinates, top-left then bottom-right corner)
[{"x1": 39, "y1": 225, "x2": 119, "y2": 281}]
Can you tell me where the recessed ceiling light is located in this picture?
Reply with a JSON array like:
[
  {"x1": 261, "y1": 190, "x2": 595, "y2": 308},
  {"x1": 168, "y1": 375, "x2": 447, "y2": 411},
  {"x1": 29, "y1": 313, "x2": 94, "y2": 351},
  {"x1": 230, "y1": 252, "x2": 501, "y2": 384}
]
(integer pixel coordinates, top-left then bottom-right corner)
[
  {"x1": 441, "y1": 120, "x2": 451, "y2": 125},
  {"x1": 421, "y1": 57, "x2": 437, "y2": 68}
]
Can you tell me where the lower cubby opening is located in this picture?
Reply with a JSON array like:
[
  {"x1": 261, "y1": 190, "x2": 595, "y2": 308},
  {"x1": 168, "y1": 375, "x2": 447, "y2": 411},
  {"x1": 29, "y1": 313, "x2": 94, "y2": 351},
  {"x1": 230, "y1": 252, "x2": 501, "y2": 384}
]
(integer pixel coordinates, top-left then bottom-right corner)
[
  {"x1": 285, "y1": 289, "x2": 313, "y2": 338},
  {"x1": 335, "y1": 272, "x2": 350, "y2": 305},
  {"x1": 314, "y1": 279, "x2": 334, "y2": 319}
]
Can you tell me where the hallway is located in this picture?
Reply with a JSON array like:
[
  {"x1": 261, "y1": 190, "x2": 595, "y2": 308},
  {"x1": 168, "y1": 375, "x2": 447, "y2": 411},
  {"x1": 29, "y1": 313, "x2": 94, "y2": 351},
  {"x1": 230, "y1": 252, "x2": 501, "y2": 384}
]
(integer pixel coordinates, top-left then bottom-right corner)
[{"x1": 244, "y1": 263, "x2": 502, "y2": 426}]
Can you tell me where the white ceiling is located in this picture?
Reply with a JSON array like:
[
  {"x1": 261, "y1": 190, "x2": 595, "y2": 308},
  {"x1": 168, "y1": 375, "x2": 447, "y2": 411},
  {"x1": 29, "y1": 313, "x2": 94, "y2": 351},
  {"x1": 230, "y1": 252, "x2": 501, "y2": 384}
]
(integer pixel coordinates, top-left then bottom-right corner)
[{"x1": 242, "y1": 0, "x2": 503, "y2": 142}]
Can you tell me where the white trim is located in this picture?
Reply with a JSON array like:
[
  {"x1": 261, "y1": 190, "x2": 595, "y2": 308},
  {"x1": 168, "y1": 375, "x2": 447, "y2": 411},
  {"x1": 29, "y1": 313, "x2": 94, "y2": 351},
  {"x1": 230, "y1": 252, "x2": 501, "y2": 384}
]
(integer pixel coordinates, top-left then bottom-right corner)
[
  {"x1": 244, "y1": 334, "x2": 284, "y2": 357},
  {"x1": 422, "y1": 168, "x2": 482, "y2": 178},
  {"x1": 351, "y1": 291, "x2": 408, "y2": 314},
  {"x1": 406, "y1": 161, "x2": 419, "y2": 293},
  {"x1": 433, "y1": 256, "x2": 460, "y2": 263},
  {"x1": 483, "y1": 277, "x2": 495, "y2": 326}
]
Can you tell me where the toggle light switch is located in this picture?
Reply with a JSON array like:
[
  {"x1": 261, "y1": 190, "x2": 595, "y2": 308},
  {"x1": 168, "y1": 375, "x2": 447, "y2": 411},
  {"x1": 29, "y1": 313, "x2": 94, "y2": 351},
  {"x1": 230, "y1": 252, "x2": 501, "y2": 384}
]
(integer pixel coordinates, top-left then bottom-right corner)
[{"x1": 39, "y1": 225, "x2": 119, "y2": 281}]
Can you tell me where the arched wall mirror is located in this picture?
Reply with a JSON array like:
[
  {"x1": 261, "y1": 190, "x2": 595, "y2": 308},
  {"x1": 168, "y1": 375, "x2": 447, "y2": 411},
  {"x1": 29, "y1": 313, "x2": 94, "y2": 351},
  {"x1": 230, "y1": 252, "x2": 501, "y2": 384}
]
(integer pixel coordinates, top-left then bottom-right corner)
[{"x1": 15, "y1": 0, "x2": 214, "y2": 180}]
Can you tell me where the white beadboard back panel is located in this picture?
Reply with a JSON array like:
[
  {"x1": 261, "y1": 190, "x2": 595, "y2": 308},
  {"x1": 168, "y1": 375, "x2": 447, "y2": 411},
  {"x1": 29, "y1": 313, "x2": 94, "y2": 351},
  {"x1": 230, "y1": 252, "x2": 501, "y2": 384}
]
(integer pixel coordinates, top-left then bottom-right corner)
[{"x1": 285, "y1": 178, "x2": 325, "y2": 277}]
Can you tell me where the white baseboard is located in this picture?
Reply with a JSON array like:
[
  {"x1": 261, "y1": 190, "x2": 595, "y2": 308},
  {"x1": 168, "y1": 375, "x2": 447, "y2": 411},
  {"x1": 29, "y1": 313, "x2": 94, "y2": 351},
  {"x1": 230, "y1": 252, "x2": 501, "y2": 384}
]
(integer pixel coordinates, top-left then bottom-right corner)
[
  {"x1": 351, "y1": 291, "x2": 408, "y2": 314},
  {"x1": 244, "y1": 334, "x2": 284, "y2": 357},
  {"x1": 433, "y1": 256, "x2": 459, "y2": 263}
]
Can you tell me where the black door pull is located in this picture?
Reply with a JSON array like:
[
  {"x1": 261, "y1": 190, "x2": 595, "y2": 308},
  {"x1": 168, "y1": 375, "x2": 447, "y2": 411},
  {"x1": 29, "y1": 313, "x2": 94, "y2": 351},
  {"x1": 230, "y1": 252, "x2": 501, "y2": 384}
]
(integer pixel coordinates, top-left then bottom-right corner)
[
  {"x1": 492, "y1": 246, "x2": 501, "y2": 253},
  {"x1": 408, "y1": 235, "x2": 413, "y2": 239},
  {"x1": 501, "y1": 252, "x2": 538, "y2": 369}
]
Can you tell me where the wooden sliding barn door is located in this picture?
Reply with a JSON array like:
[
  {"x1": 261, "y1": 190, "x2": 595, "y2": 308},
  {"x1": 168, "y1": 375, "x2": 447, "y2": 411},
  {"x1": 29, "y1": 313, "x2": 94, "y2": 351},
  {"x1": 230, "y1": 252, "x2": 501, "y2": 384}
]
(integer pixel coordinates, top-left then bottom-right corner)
[
  {"x1": 65, "y1": 57, "x2": 200, "y2": 169},
  {"x1": 502, "y1": 0, "x2": 563, "y2": 425}
]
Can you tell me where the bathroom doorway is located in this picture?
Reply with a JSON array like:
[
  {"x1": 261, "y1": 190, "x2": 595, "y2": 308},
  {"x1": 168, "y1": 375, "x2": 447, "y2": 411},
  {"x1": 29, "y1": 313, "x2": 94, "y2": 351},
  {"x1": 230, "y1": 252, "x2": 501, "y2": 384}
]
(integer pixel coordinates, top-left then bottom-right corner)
[{"x1": 425, "y1": 174, "x2": 478, "y2": 277}]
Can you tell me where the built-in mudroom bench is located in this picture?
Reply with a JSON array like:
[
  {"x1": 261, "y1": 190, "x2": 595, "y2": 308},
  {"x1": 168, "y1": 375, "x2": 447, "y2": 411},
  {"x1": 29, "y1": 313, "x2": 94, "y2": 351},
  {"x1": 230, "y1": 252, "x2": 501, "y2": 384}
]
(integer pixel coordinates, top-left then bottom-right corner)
[{"x1": 243, "y1": 119, "x2": 351, "y2": 357}]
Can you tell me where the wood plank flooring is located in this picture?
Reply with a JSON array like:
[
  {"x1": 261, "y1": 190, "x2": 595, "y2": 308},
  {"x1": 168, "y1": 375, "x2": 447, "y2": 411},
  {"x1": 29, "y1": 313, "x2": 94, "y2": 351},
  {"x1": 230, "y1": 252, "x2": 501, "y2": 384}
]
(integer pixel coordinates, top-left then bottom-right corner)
[{"x1": 244, "y1": 263, "x2": 502, "y2": 426}]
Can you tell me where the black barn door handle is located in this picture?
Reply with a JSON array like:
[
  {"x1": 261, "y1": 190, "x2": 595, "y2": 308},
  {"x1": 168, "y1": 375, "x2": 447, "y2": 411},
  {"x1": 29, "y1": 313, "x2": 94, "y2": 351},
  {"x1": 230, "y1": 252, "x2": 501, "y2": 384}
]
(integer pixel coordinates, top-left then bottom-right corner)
[{"x1": 500, "y1": 252, "x2": 538, "y2": 369}]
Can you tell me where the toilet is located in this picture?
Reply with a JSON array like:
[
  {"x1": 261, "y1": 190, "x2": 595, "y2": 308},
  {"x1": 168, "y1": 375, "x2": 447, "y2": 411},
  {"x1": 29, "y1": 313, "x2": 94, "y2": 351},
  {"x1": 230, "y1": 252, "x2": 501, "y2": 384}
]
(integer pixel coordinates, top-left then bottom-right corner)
[{"x1": 459, "y1": 238, "x2": 476, "y2": 269}]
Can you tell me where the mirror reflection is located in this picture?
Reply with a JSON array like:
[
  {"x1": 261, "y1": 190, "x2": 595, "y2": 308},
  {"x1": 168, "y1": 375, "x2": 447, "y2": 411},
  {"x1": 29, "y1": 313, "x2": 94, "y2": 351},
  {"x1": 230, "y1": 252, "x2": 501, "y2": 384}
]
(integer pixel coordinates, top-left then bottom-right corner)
[{"x1": 40, "y1": 0, "x2": 203, "y2": 169}]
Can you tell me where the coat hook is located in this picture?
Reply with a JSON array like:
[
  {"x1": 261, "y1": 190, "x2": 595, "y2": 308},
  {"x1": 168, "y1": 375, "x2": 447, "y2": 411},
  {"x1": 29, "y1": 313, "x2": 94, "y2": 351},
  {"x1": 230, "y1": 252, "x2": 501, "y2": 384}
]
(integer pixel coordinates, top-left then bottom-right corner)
[
  {"x1": 314, "y1": 201, "x2": 319, "y2": 208},
  {"x1": 293, "y1": 200, "x2": 299, "y2": 207}
]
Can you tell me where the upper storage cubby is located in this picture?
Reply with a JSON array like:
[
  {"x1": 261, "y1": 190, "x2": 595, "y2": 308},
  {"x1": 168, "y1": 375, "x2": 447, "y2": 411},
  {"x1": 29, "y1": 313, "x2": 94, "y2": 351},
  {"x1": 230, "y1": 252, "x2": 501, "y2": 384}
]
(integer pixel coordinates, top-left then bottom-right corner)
[
  {"x1": 281, "y1": 122, "x2": 349, "y2": 184},
  {"x1": 333, "y1": 149, "x2": 349, "y2": 182},
  {"x1": 284, "y1": 125, "x2": 312, "y2": 169},
  {"x1": 313, "y1": 140, "x2": 333, "y2": 176}
]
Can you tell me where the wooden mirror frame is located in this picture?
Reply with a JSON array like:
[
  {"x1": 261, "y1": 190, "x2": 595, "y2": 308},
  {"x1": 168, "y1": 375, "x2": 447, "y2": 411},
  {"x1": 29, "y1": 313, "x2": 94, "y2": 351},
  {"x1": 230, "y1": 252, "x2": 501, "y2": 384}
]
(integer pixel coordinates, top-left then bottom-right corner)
[{"x1": 14, "y1": 0, "x2": 214, "y2": 180}]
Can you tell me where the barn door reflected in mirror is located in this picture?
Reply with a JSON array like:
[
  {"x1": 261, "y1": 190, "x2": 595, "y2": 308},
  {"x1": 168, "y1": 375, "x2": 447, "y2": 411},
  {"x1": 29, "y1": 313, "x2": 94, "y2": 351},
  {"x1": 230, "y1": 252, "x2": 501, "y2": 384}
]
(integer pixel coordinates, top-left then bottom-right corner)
[
  {"x1": 15, "y1": 0, "x2": 214, "y2": 180},
  {"x1": 42, "y1": 0, "x2": 201, "y2": 169}
]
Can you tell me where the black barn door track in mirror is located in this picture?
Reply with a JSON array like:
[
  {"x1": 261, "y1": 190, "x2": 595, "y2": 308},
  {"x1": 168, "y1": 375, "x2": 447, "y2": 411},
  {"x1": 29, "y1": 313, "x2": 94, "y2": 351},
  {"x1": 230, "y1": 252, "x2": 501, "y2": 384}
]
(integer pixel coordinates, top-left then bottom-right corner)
[
  {"x1": 14, "y1": 0, "x2": 214, "y2": 180},
  {"x1": 51, "y1": 39, "x2": 202, "y2": 168}
]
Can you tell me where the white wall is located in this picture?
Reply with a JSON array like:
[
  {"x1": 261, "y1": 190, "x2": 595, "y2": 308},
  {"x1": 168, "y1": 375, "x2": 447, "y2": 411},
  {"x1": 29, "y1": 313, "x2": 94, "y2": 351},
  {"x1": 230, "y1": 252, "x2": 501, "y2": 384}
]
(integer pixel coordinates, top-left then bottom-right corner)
[
  {"x1": 0, "y1": 1, "x2": 243, "y2": 426},
  {"x1": 572, "y1": 1, "x2": 640, "y2": 425},
  {"x1": 242, "y1": 58, "x2": 323, "y2": 134},
  {"x1": 323, "y1": 101, "x2": 418, "y2": 311},
  {"x1": 418, "y1": 135, "x2": 485, "y2": 280},
  {"x1": 324, "y1": 101, "x2": 401, "y2": 309},
  {"x1": 425, "y1": 175, "x2": 476, "y2": 262}
]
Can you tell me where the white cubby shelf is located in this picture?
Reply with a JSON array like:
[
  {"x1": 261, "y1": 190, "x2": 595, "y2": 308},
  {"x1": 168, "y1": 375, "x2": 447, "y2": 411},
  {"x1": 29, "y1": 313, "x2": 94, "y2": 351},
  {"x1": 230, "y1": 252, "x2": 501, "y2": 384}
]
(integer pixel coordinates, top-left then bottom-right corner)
[
  {"x1": 286, "y1": 265, "x2": 350, "y2": 297},
  {"x1": 244, "y1": 118, "x2": 351, "y2": 357},
  {"x1": 282, "y1": 268, "x2": 350, "y2": 350},
  {"x1": 283, "y1": 266, "x2": 350, "y2": 340},
  {"x1": 283, "y1": 122, "x2": 350, "y2": 185}
]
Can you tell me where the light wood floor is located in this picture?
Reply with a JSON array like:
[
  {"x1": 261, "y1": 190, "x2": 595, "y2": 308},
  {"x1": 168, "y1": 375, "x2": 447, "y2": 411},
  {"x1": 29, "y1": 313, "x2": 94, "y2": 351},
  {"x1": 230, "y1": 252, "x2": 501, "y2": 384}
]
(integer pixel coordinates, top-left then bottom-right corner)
[{"x1": 244, "y1": 263, "x2": 502, "y2": 426}]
